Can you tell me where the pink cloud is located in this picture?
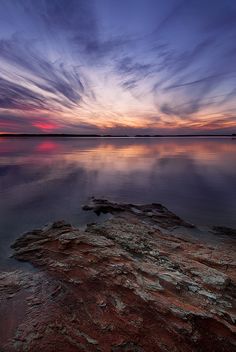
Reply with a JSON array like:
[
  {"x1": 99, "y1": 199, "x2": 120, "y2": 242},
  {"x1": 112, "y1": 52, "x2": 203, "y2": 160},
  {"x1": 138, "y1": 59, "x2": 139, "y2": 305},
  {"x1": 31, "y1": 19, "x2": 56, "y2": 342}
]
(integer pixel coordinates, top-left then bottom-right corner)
[{"x1": 32, "y1": 122, "x2": 58, "y2": 132}]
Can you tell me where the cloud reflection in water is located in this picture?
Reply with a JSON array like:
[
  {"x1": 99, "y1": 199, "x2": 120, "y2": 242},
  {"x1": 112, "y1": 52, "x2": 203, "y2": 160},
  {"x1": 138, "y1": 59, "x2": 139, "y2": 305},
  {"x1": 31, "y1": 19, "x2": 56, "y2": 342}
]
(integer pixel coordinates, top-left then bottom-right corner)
[{"x1": 0, "y1": 137, "x2": 236, "y2": 266}]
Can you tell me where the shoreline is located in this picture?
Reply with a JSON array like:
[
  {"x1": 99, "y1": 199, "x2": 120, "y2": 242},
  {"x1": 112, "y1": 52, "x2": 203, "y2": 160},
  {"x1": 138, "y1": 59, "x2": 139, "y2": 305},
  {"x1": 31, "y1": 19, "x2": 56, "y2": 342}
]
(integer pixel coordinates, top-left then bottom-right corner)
[
  {"x1": 0, "y1": 133, "x2": 235, "y2": 139},
  {"x1": 0, "y1": 199, "x2": 235, "y2": 351}
]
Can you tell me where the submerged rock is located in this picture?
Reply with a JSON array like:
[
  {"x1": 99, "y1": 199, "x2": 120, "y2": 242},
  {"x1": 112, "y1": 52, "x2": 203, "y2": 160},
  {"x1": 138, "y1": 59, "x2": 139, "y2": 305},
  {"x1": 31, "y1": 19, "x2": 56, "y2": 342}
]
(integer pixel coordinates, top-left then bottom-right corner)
[{"x1": 0, "y1": 199, "x2": 235, "y2": 351}]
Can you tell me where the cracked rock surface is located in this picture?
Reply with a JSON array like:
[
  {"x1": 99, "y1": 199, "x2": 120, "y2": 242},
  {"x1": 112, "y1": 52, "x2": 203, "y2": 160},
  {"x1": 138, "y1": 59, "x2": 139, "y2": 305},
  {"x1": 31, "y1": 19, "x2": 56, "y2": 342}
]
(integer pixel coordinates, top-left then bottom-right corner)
[{"x1": 0, "y1": 199, "x2": 236, "y2": 351}]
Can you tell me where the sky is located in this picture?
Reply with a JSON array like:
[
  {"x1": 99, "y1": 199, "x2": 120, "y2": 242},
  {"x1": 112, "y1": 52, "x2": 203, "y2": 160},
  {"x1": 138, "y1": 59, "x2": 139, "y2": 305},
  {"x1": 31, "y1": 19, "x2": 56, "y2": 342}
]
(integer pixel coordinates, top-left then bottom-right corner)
[{"x1": 0, "y1": 0, "x2": 236, "y2": 134}]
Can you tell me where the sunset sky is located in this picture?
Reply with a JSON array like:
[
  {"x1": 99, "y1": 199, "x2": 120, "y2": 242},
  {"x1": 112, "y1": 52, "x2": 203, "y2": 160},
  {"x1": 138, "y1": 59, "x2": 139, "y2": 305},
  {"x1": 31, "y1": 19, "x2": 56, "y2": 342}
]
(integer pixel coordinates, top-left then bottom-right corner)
[{"x1": 0, "y1": 0, "x2": 236, "y2": 134}]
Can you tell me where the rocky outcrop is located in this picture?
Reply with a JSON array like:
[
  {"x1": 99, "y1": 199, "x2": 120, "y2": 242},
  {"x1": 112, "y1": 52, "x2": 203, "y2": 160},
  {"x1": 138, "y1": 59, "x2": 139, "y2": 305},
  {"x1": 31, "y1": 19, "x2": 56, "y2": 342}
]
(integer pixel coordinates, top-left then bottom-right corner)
[{"x1": 0, "y1": 199, "x2": 235, "y2": 351}]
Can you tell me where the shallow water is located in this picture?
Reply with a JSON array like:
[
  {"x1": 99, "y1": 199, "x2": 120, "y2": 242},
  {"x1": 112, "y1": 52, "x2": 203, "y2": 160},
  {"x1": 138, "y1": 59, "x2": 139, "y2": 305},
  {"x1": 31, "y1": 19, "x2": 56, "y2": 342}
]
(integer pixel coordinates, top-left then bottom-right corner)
[{"x1": 0, "y1": 137, "x2": 236, "y2": 267}]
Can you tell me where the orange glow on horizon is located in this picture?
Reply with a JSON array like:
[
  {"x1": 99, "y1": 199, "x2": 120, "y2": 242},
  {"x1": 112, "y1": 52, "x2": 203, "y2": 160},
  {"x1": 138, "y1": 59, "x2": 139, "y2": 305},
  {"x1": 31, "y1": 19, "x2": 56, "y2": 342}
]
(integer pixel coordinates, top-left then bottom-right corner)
[{"x1": 0, "y1": 102, "x2": 235, "y2": 134}]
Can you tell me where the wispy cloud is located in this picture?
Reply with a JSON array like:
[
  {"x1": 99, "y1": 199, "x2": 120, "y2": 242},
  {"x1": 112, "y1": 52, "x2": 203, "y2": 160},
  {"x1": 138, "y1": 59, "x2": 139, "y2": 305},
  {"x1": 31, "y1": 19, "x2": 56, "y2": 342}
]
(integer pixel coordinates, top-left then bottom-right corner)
[{"x1": 0, "y1": 0, "x2": 235, "y2": 133}]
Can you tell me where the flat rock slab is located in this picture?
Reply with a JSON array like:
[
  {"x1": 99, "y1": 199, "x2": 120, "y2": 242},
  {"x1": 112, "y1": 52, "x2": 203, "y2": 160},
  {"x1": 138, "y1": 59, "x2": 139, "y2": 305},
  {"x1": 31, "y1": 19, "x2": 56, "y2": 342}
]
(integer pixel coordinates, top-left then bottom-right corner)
[{"x1": 0, "y1": 199, "x2": 236, "y2": 351}]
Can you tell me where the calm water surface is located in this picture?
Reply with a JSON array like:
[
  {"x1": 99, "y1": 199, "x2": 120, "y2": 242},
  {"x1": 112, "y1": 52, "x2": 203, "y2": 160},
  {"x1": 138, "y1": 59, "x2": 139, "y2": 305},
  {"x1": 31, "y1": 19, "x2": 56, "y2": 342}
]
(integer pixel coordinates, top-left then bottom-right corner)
[{"x1": 0, "y1": 137, "x2": 236, "y2": 267}]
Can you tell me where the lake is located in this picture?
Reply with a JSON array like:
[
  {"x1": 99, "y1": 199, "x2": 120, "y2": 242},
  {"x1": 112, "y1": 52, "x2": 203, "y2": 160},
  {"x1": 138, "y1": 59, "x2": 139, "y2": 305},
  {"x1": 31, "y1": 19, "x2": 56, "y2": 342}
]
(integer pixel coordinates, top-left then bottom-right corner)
[{"x1": 0, "y1": 137, "x2": 236, "y2": 268}]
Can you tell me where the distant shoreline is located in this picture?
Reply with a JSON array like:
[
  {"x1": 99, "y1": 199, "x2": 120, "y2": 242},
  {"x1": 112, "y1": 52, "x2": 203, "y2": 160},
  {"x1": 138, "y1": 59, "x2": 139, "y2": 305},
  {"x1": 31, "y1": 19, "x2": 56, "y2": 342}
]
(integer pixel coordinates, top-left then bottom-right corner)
[{"x1": 0, "y1": 133, "x2": 235, "y2": 138}]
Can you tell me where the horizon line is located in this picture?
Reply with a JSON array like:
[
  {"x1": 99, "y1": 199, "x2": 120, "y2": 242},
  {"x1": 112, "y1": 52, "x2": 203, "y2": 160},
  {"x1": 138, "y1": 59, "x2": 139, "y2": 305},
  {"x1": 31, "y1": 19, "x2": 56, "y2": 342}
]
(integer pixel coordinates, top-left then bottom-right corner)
[{"x1": 0, "y1": 133, "x2": 235, "y2": 138}]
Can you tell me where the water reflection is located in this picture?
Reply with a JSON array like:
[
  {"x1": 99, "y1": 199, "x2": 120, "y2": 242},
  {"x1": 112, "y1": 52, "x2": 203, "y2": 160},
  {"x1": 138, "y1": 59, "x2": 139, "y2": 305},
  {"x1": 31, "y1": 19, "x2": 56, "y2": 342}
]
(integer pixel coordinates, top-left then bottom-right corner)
[{"x1": 0, "y1": 137, "x2": 236, "y2": 267}]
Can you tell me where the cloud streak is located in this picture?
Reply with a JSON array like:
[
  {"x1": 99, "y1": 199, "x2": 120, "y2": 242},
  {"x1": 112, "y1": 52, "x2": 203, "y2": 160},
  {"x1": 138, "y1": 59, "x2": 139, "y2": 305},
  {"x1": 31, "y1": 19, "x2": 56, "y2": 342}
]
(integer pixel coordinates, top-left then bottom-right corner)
[{"x1": 0, "y1": 0, "x2": 235, "y2": 133}]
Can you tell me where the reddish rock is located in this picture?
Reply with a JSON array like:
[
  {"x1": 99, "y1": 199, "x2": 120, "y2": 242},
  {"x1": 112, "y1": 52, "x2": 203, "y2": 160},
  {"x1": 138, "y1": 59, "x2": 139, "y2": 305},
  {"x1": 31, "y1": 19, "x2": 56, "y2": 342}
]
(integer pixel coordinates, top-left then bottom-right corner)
[{"x1": 0, "y1": 199, "x2": 235, "y2": 351}]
